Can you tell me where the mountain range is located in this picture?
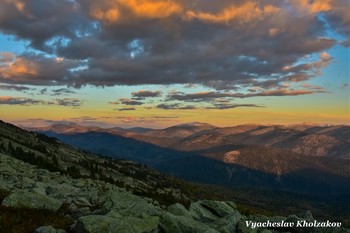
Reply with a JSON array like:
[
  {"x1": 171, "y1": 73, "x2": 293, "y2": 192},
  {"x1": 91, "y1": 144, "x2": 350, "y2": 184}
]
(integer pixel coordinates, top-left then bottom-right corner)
[
  {"x1": 25, "y1": 121, "x2": 350, "y2": 198},
  {"x1": 2, "y1": 120, "x2": 349, "y2": 232}
]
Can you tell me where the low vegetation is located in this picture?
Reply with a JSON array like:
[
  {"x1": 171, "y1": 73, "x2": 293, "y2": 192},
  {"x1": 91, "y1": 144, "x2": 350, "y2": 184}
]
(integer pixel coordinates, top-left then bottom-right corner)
[
  {"x1": 0, "y1": 120, "x2": 349, "y2": 231},
  {"x1": 0, "y1": 205, "x2": 74, "y2": 233}
]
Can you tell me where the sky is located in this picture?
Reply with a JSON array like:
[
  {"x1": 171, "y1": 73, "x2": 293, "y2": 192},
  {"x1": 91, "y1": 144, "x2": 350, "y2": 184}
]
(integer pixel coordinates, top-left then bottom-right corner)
[{"x1": 0, "y1": 0, "x2": 349, "y2": 128}]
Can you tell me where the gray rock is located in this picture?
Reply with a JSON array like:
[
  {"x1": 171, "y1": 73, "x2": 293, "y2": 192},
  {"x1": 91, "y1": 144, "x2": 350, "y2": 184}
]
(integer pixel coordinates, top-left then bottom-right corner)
[
  {"x1": 75, "y1": 214, "x2": 159, "y2": 233},
  {"x1": 77, "y1": 207, "x2": 91, "y2": 216},
  {"x1": 189, "y1": 201, "x2": 220, "y2": 223},
  {"x1": 34, "y1": 226, "x2": 67, "y2": 233},
  {"x1": 159, "y1": 212, "x2": 219, "y2": 233},
  {"x1": 211, "y1": 209, "x2": 242, "y2": 233},
  {"x1": 296, "y1": 210, "x2": 314, "y2": 221},
  {"x1": 258, "y1": 230, "x2": 272, "y2": 233},
  {"x1": 102, "y1": 190, "x2": 161, "y2": 217},
  {"x1": 105, "y1": 210, "x2": 123, "y2": 218},
  {"x1": 74, "y1": 197, "x2": 92, "y2": 207},
  {"x1": 32, "y1": 187, "x2": 47, "y2": 196},
  {"x1": 68, "y1": 203, "x2": 79, "y2": 213},
  {"x1": 167, "y1": 203, "x2": 191, "y2": 217},
  {"x1": 2, "y1": 191, "x2": 62, "y2": 211},
  {"x1": 74, "y1": 215, "x2": 108, "y2": 233},
  {"x1": 200, "y1": 200, "x2": 238, "y2": 217}
]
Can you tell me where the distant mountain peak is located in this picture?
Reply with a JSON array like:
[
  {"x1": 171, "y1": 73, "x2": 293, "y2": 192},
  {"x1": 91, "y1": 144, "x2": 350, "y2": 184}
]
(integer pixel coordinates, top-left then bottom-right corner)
[
  {"x1": 50, "y1": 122, "x2": 80, "y2": 127},
  {"x1": 171, "y1": 122, "x2": 217, "y2": 128}
]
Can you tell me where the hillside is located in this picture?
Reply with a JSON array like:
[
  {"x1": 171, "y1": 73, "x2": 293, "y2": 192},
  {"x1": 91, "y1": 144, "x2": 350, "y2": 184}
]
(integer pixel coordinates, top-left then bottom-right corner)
[
  {"x1": 168, "y1": 124, "x2": 350, "y2": 159},
  {"x1": 35, "y1": 122, "x2": 350, "y2": 197},
  {"x1": 1, "y1": 120, "x2": 350, "y2": 232}
]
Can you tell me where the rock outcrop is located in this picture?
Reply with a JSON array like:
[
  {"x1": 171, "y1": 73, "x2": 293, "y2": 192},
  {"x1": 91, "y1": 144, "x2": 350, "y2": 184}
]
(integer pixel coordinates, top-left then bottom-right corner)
[{"x1": 1, "y1": 153, "x2": 348, "y2": 233}]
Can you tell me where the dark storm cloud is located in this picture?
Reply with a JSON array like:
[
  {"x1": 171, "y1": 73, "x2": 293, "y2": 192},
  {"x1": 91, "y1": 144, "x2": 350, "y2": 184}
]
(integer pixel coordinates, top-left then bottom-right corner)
[{"x1": 0, "y1": 0, "x2": 348, "y2": 91}]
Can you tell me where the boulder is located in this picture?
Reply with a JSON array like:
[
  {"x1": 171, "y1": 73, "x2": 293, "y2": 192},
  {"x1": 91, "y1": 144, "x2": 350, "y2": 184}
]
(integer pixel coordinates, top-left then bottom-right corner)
[
  {"x1": 189, "y1": 201, "x2": 220, "y2": 223},
  {"x1": 34, "y1": 226, "x2": 67, "y2": 233},
  {"x1": 102, "y1": 190, "x2": 161, "y2": 217},
  {"x1": 200, "y1": 200, "x2": 238, "y2": 217},
  {"x1": 75, "y1": 214, "x2": 159, "y2": 233},
  {"x1": 74, "y1": 197, "x2": 92, "y2": 207},
  {"x1": 159, "y1": 212, "x2": 219, "y2": 233},
  {"x1": 2, "y1": 191, "x2": 62, "y2": 211},
  {"x1": 210, "y1": 210, "x2": 242, "y2": 233},
  {"x1": 167, "y1": 203, "x2": 191, "y2": 217}
]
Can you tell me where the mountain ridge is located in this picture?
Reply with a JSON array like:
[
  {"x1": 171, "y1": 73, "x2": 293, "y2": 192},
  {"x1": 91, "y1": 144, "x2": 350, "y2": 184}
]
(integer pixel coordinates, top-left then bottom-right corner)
[{"x1": 1, "y1": 120, "x2": 350, "y2": 232}]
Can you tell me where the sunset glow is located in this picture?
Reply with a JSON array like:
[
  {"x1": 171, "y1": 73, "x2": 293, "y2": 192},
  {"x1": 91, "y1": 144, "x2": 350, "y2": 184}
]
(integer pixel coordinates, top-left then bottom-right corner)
[{"x1": 0, "y1": 0, "x2": 349, "y2": 128}]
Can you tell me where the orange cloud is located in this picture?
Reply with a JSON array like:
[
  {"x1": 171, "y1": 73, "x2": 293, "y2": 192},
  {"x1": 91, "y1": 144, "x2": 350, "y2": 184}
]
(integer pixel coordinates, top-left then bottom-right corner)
[
  {"x1": 4, "y1": 0, "x2": 24, "y2": 12},
  {"x1": 120, "y1": 0, "x2": 182, "y2": 18},
  {"x1": 293, "y1": 0, "x2": 334, "y2": 14},
  {"x1": 0, "y1": 56, "x2": 38, "y2": 79},
  {"x1": 184, "y1": 2, "x2": 280, "y2": 24},
  {"x1": 90, "y1": 8, "x2": 121, "y2": 23},
  {"x1": 89, "y1": 0, "x2": 182, "y2": 23},
  {"x1": 319, "y1": 52, "x2": 332, "y2": 61}
]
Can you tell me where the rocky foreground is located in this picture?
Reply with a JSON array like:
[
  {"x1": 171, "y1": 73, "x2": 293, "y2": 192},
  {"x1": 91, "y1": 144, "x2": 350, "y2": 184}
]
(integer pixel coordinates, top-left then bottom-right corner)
[{"x1": 0, "y1": 153, "x2": 349, "y2": 233}]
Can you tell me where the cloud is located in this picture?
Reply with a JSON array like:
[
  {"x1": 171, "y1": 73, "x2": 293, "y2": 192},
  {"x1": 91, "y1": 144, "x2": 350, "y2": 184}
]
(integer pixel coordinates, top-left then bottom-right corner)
[
  {"x1": 156, "y1": 103, "x2": 196, "y2": 110},
  {"x1": 0, "y1": 53, "x2": 81, "y2": 86},
  {"x1": 87, "y1": 0, "x2": 183, "y2": 24},
  {"x1": 341, "y1": 83, "x2": 349, "y2": 89},
  {"x1": 184, "y1": 2, "x2": 280, "y2": 24},
  {"x1": 0, "y1": 96, "x2": 83, "y2": 107},
  {"x1": 51, "y1": 88, "x2": 77, "y2": 96},
  {"x1": 39, "y1": 88, "x2": 48, "y2": 95},
  {"x1": 131, "y1": 90, "x2": 162, "y2": 98},
  {"x1": 206, "y1": 104, "x2": 264, "y2": 110},
  {"x1": 118, "y1": 98, "x2": 143, "y2": 105},
  {"x1": 37, "y1": 87, "x2": 77, "y2": 96},
  {"x1": 116, "y1": 116, "x2": 179, "y2": 124},
  {"x1": 117, "y1": 107, "x2": 136, "y2": 111},
  {"x1": 168, "y1": 91, "x2": 231, "y2": 102},
  {"x1": 166, "y1": 88, "x2": 327, "y2": 103},
  {"x1": 0, "y1": 96, "x2": 44, "y2": 105},
  {"x1": 0, "y1": 0, "x2": 92, "y2": 49},
  {"x1": 155, "y1": 101, "x2": 263, "y2": 110},
  {"x1": 0, "y1": 0, "x2": 347, "y2": 92},
  {"x1": 240, "y1": 89, "x2": 327, "y2": 97},
  {"x1": 13, "y1": 117, "x2": 109, "y2": 128},
  {"x1": 0, "y1": 84, "x2": 31, "y2": 91},
  {"x1": 0, "y1": 52, "x2": 15, "y2": 63},
  {"x1": 53, "y1": 98, "x2": 83, "y2": 107}
]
